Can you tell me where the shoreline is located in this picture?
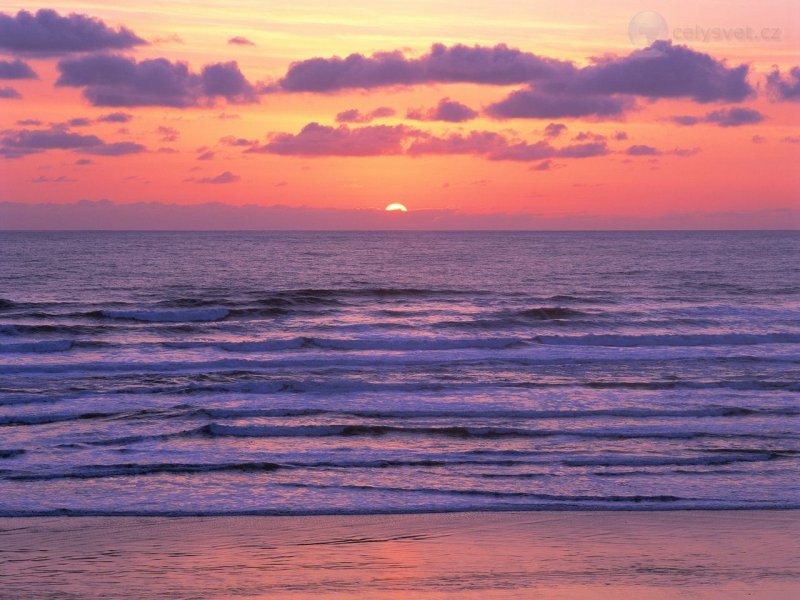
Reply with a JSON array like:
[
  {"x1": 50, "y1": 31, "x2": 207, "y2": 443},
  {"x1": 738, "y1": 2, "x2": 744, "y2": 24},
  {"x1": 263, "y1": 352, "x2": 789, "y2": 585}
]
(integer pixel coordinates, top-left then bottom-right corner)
[
  {"x1": 2, "y1": 510, "x2": 798, "y2": 599},
  {"x1": 1, "y1": 504, "x2": 799, "y2": 517}
]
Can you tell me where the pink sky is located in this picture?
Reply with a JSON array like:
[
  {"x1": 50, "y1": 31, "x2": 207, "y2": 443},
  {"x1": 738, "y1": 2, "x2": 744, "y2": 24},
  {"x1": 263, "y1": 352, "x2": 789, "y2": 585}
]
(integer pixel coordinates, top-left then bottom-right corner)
[{"x1": 0, "y1": 1, "x2": 798, "y2": 228}]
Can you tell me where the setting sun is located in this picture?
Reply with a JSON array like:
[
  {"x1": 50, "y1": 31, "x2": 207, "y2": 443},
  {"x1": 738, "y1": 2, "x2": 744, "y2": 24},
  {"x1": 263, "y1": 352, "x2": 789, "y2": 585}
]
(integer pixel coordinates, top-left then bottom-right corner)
[{"x1": 385, "y1": 203, "x2": 408, "y2": 212}]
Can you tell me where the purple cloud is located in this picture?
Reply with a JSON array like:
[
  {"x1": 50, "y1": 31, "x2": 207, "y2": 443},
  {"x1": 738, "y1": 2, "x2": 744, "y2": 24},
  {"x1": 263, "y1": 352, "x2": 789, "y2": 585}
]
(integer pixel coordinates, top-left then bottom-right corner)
[
  {"x1": 197, "y1": 150, "x2": 215, "y2": 160},
  {"x1": 2, "y1": 127, "x2": 102, "y2": 153},
  {"x1": 250, "y1": 123, "x2": 410, "y2": 156},
  {"x1": 194, "y1": 171, "x2": 239, "y2": 184},
  {"x1": 67, "y1": 117, "x2": 92, "y2": 127},
  {"x1": 158, "y1": 126, "x2": 179, "y2": 141},
  {"x1": 567, "y1": 41, "x2": 752, "y2": 103},
  {"x1": 75, "y1": 158, "x2": 93, "y2": 165},
  {"x1": 487, "y1": 89, "x2": 631, "y2": 119},
  {"x1": 275, "y1": 43, "x2": 574, "y2": 92},
  {"x1": 0, "y1": 9, "x2": 145, "y2": 56},
  {"x1": 544, "y1": 123, "x2": 567, "y2": 138},
  {"x1": 57, "y1": 54, "x2": 257, "y2": 107},
  {"x1": 201, "y1": 61, "x2": 257, "y2": 102},
  {"x1": 97, "y1": 112, "x2": 132, "y2": 123},
  {"x1": 766, "y1": 67, "x2": 800, "y2": 101},
  {"x1": 228, "y1": 36, "x2": 255, "y2": 46},
  {"x1": 407, "y1": 98, "x2": 477, "y2": 122},
  {"x1": 627, "y1": 144, "x2": 660, "y2": 156},
  {"x1": 531, "y1": 159, "x2": 554, "y2": 171},
  {"x1": 0, "y1": 59, "x2": 36, "y2": 79},
  {"x1": 220, "y1": 136, "x2": 257, "y2": 146},
  {"x1": 407, "y1": 131, "x2": 507, "y2": 156},
  {"x1": 627, "y1": 145, "x2": 701, "y2": 157},
  {"x1": 557, "y1": 141, "x2": 609, "y2": 158},
  {"x1": 335, "y1": 106, "x2": 396, "y2": 123},
  {"x1": 0, "y1": 86, "x2": 21, "y2": 99},
  {"x1": 78, "y1": 141, "x2": 146, "y2": 156},
  {"x1": 0, "y1": 125, "x2": 146, "y2": 158},
  {"x1": 671, "y1": 107, "x2": 765, "y2": 127},
  {"x1": 32, "y1": 175, "x2": 76, "y2": 183}
]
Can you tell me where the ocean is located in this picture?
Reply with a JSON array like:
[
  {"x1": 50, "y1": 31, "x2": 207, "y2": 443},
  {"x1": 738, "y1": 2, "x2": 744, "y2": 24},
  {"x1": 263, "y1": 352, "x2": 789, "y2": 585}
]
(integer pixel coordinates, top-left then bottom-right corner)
[{"x1": 0, "y1": 231, "x2": 798, "y2": 515}]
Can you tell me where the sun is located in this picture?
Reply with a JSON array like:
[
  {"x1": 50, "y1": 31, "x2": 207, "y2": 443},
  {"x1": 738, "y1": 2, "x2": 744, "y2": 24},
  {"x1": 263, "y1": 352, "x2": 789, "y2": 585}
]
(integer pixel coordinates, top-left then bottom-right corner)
[{"x1": 385, "y1": 203, "x2": 408, "y2": 212}]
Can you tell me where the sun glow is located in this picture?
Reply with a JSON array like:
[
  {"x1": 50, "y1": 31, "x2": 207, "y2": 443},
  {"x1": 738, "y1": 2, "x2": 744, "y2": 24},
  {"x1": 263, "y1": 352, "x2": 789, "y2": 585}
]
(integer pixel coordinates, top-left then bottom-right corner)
[{"x1": 385, "y1": 203, "x2": 408, "y2": 212}]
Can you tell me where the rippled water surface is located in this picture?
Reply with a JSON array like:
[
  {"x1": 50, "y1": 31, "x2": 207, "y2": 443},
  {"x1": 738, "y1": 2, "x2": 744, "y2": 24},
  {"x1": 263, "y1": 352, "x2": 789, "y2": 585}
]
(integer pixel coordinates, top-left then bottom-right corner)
[{"x1": 0, "y1": 231, "x2": 798, "y2": 514}]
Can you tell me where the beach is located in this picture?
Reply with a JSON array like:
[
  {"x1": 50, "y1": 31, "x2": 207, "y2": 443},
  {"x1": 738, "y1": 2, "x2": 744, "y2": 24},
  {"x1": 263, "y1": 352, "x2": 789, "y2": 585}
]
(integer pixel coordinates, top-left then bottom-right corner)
[{"x1": 1, "y1": 510, "x2": 797, "y2": 599}]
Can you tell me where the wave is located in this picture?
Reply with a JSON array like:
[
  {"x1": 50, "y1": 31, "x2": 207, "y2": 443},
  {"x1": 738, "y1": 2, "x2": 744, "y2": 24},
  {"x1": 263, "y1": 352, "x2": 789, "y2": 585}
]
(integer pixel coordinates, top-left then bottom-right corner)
[
  {"x1": 189, "y1": 423, "x2": 789, "y2": 441},
  {"x1": 539, "y1": 332, "x2": 800, "y2": 347},
  {"x1": 0, "y1": 339, "x2": 73, "y2": 353},
  {"x1": 0, "y1": 449, "x2": 25, "y2": 459},
  {"x1": 165, "y1": 335, "x2": 528, "y2": 353},
  {"x1": 515, "y1": 306, "x2": 588, "y2": 320},
  {"x1": 562, "y1": 453, "x2": 782, "y2": 467},
  {"x1": 7, "y1": 461, "x2": 283, "y2": 481},
  {"x1": 286, "y1": 481, "x2": 689, "y2": 504},
  {"x1": 0, "y1": 323, "x2": 112, "y2": 336},
  {"x1": 98, "y1": 307, "x2": 230, "y2": 322}
]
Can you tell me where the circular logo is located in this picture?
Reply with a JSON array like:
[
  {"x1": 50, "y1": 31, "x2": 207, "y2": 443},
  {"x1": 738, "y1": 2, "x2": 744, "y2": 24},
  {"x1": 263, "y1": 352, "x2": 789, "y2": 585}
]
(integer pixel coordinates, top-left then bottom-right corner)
[{"x1": 628, "y1": 11, "x2": 670, "y2": 46}]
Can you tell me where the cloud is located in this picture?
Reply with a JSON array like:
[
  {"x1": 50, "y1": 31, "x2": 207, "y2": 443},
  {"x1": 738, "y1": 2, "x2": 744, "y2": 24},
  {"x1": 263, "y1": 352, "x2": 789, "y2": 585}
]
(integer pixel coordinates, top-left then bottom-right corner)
[
  {"x1": 335, "y1": 106, "x2": 395, "y2": 123},
  {"x1": 194, "y1": 171, "x2": 239, "y2": 184},
  {"x1": 0, "y1": 9, "x2": 145, "y2": 56},
  {"x1": 407, "y1": 131, "x2": 507, "y2": 156},
  {"x1": 97, "y1": 112, "x2": 132, "y2": 123},
  {"x1": 766, "y1": 67, "x2": 800, "y2": 102},
  {"x1": 670, "y1": 107, "x2": 765, "y2": 127},
  {"x1": 531, "y1": 159, "x2": 554, "y2": 171},
  {"x1": 0, "y1": 86, "x2": 21, "y2": 99},
  {"x1": 249, "y1": 122, "x2": 410, "y2": 156},
  {"x1": 32, "y1": 175, "x2": 76, "y2": 183},
  {"x1": 626, "y1": 145, "x2": 701, "y2": 157},
  {"x1": 197, "y1": 150, "x2": 215, "y2": 160},
  {"x1": 67, "y1": 117, "x2": 92, "y2": 127},
  {"x1": 56, "y1": 54, "x2": 257, "y2": 107},
  {"x1": 0, "y1": 59, "x2": 37, "y2": 79},
  {"x1": 565, "y1": 41, "x2": 752, "y2": 103},
  {"x1": 78, "y1": 141, "x2": 146, "y2": 156},
  {"x1": 220, "y1": 135, "x2": 257, "y2": 146},
  {"x1": 486, "y1": 41, "x2": 752, "y2": 120},
  {"x1": 274, "y1": 43, "x2": 575, "y2": 92},
  {"x1": 407, "y1": 98, "x2": 477, "y2": 122},
  {"x1": 2, "y1": 128, "x2": 102, "y2": 155},
  {"x1": 201, "y1": 61, "x2": 257, "y2": 102},
  {"x1": 0, "y1": 125, "x2": 145, "y2": 158},
  {"x1": 407, "y1": 130, "x2": 608, "y2": 161},
  {"x1": 272, "y1": 42, "x2": 751, "y2": 125},
  {"x1": 487, "y1": 89, "x2": 632, "y2": 118},
  {"x1": 544, "y1": 123, "x2": 567, "y2": 138},
  {"x1": 228, "y1": 36, "x2": 255, "y2": 46},
  {"x1": 627, "y1": 144, "x2": 660, "y2": 156},
  {"x1": 158, "y1": 126, "x2": 179, "y2": 141},
  {"x1": 75, "y1": 158, "x2": 93, "y2": 165}
]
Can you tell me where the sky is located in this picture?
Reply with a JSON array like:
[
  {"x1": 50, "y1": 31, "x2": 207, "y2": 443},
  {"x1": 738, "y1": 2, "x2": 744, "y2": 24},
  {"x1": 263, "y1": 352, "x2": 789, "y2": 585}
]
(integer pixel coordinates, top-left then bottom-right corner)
[{"x1": 0, "y1": 1, "x2": 798, "y2": 229}]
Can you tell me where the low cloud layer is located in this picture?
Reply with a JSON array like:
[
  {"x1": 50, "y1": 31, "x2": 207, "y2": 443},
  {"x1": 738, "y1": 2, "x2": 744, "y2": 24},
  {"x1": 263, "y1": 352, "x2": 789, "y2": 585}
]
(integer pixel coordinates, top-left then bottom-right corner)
[{"x1": 1, "y1": 200, "x2": 795, "y2": 231}]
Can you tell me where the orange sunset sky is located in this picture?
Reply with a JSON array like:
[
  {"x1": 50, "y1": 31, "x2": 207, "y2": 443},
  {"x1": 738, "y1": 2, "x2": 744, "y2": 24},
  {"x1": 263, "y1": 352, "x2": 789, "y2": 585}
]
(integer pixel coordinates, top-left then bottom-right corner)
[{"x1": 0, "y1": 1, "x2": 798, "y2": 228}]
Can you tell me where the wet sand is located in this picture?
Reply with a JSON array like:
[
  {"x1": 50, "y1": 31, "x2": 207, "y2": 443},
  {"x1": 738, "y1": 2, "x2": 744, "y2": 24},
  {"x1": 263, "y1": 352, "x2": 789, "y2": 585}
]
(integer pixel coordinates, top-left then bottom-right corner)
[{"x1": 0, "y1": 511, "x2": 797, "y2": 599}]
